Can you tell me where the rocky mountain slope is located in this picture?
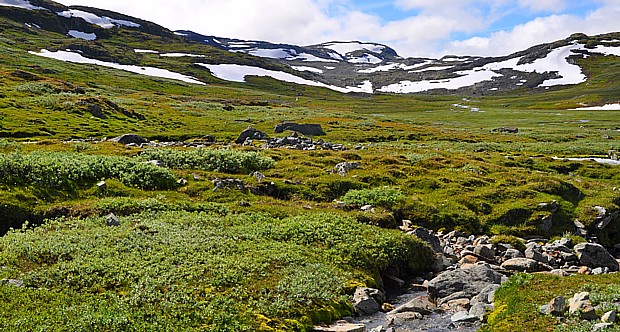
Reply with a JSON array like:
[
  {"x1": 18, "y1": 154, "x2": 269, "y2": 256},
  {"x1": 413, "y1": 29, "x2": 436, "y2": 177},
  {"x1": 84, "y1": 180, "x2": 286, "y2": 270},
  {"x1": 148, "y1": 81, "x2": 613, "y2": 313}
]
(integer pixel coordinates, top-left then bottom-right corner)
[{"x1": 1, "y1": 0, "x2": 619, "y2": 96}]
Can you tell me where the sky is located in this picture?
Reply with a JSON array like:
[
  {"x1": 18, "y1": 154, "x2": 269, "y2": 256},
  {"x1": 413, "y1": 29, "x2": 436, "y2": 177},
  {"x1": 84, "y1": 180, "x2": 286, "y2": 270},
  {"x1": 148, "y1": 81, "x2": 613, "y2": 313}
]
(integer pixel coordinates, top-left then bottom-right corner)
[{"x1": 53, "y1": 0, "x2": 620, "y2": 58}]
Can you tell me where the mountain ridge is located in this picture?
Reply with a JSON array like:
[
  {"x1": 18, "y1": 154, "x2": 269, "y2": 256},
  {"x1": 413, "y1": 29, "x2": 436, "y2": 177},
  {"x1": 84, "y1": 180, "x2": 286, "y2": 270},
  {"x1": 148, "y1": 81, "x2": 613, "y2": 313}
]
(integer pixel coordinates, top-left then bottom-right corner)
[{"x1": 1, "y1": 0, "x2": 619, "y2": 96}]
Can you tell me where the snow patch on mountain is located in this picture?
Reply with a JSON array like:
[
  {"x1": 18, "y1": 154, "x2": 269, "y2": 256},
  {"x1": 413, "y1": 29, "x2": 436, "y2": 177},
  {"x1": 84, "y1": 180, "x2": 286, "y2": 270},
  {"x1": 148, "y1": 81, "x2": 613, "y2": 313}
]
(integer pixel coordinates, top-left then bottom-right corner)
[
  {"x1": 348, "y1": 54, "x2": 382, "y2": 64},
  {"x1": 67, "y1": 30, "x2": 96, "y2": 41},
  {"x1": 57, "y1": 10, "x2": 140, "y2": 29},
  {"x1": 291, "y1": 66, "x2": 324, "y2": 74},
  {"x1": 197, "y1": 63, "x2": 372, "y2": 93},
  {"x1": 30, "y1": 49, "x2": 204, "y2": 85},
  {"x1": 569, "y1": 103, "x2": 620, "y2": 110},
  {"x1": 134, "y1": 49, "x2": 159, "y2": 54},
  {"x1": 246, "y1": 48, "x2": 296, "y2": 59},
  {"x1": 378, "y1": 68, "x2": 501, "y2": 93},
  {"x1": 0, "y1": 0, "x2": 44, "y2": 10},
  {"x1": 411, "y1": 65, "x2": 453, "y2": 72},
  {"x1": 160, "y1": 53, "x2": 205, "y2": 58},
  {"x1": 290, "y1": 53, "x2": 338, "y2": 63}
]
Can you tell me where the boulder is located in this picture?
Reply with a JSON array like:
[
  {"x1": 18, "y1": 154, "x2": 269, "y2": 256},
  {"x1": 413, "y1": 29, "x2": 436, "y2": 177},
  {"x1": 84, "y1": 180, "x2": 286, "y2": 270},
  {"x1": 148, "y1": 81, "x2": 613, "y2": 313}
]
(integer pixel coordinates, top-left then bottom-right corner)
[
  {"x1": 353, "y1": 287, "x2": 383, "y2": 315},
  {"x1": 235, "y1": 126, "x2": 268, "y2": 144},
  {"x1": 470, "y1": 284, "x2": 500, "y2": 307},
  {"x1": 109, "y1": 133, "x2": 147, "y2": 145},
  {"x1": 106, "y1": 213, "x2": 120, "y2": 227},
  {"x1": 390, "y1": 296, "x2": 435, "y2": 315},
  {"x1": 313, "y1": 322, "x2": 366, "y2": 332},
  {"x1": 469, "y1": 302, "x2": 493, "y2": 321},
  {"x1": 427, "y1": 264, "x2": 505, "y2": 301},
  {"x1": 573, "y1": 243, "x2": 619, "y2": 272},
  {"x1": 474, "y1": 244, "x2": 496, "y2": 260},
  {"x1": 549, "y1": 296, "x2": 566, "y2": 316},
  {"x1": 334, "y1": 162, "x2": 361, "y2": 176},
  {"x1": 274, "y1": 122, "x2": 326, "y2": 136},
  {"x1": 0, "y1": 279, "x2": 24, "y2": 287},
  {"x1": 411, "y1": 227, "x2": 442, "y2": 253},
  {"x1": 501, "y1": 258, "x2": 550, "y2": 272},
  {"x1": 451, "y1": 310, "x2": 478, "y2": 322},
  {"x1": 525, "y1": 247, "x2": 548, "y2": 264},
  {"x1": 602, "y1": 310, "x2": 617, "y2": 323}
]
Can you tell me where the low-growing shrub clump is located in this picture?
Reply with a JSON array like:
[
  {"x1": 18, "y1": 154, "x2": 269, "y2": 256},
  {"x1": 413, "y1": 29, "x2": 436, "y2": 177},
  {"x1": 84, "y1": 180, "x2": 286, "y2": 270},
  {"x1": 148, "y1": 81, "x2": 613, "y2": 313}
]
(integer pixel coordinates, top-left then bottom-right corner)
[
  {"x1": 0, "y1": 152, "x2": 177, "y2": 190},
  {"x1": 138, "y1": 148, "x2": 275, "y2": 174},
  {"x1": 341, "y1": 187, "x2": 405, "y2": 208}
]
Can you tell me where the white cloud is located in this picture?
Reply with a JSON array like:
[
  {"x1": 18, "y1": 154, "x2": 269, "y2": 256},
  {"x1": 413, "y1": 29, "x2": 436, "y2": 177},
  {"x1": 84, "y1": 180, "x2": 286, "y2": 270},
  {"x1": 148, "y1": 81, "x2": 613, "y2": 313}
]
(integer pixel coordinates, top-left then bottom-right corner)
[
  {"x1": 53, "y1": 0, "x2": 618, "y2": 58},
  {"x1": 446, "y1": 4, "x2": 620, "y2": 56}
]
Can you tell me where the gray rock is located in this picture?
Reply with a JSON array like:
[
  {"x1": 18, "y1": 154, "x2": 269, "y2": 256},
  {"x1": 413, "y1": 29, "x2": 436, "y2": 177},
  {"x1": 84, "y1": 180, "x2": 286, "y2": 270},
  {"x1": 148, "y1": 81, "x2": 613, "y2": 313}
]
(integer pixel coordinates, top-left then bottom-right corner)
[
  {"x1": 235, "y1": 126, "x2": 268, "y2": 144},
  {"x1": 470, "y1": 284, "x2": 500, "y2": 306},
  {"x1": 427, "y1": 264, "x2": 504, "y2": 301},
  {"x1": 574, "y1": 243, "x2": 619, "y2": 272},
  {"x1": 501, "y1": 258, "x2": 549, "y2": 272},
  {"x1": 474, "y1": 244, "x2": 496, "y2": 260},
  {"x1": 313, "y1": 322, "x2": 367, "y2": 332},
  {"x1": 594, "y1": 323, "x2": 614, "y2": 331},
  {"x1": 503, "y1": 248, "x2": 524, "y2": 260},
  {"x1": 549, "y1": 296, "x2": 566, "y2": 316},
  {"x1": 353, "y1": 287, "x2": 383, "y2": 315},
  {"x1": 411, "y1": 227, "x2": 442, "y2": 253},
  {"x1": 0, "y1": 279, "x2": 24, "y2": 287},
  {"x1": 110, "y1": 133, "x2": 147, "y2": 145},
  {"x1": 451, "y1": 310, "x2": 478, "y2": 322},
  {"x1": 592, "y1": 267, "x2": 609, "y2": 275},
  {"x1": 568, "y1": 292, "x2": 590, "y2": 315},
  {"x1": 106, "y1": 213, "x2": 120, "y2": 227},
  {"x1": 602, "y1": 310, "x2": 617, "y2": 323},
  {"x1": 469, "y1": 302, "x2": 493, "y2": 320},
  {"x1": 525, "y1": 247, "x2": 548, "y2": 264},
  {"x1": 274, "y1": 122, "x2": 326, "y2": 136},
  {"x1": 335, "y1": 162, "x2": 361, "y2": 176},
  {"x1": 390, "y1": 296, "x2": 435, "y2": 315},
  {"x1": 96, "y1": 180, "x2": 107, "y2": 190},
  {"x1": 539, "y1": 304, "x2": 551, "y2": 315}
]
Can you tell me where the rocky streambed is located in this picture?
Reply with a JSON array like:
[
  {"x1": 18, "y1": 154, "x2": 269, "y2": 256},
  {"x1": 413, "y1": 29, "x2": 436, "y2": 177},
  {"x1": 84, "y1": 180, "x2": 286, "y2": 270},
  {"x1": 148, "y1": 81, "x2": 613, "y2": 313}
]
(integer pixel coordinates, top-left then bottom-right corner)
[{"x1": 314, "y1": 225, "x2": 620, "y2": 332}]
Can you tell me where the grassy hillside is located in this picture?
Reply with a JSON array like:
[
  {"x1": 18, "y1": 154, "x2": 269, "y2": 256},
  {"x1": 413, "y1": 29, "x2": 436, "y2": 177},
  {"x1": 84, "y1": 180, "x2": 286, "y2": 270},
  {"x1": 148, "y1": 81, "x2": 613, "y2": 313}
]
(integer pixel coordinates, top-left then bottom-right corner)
[{"x1": 1, "y1": 5, "x2": 620, "y2": 331}]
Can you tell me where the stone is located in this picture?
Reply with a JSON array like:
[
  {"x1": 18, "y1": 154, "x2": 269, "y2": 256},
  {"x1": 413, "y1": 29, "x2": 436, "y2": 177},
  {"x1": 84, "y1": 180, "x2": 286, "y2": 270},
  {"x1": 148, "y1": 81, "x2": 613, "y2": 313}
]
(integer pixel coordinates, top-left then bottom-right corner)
[
  {"x1": 145, "y1": 160, "x2": 166, "y2": 167},
  {"x1": 474, "y1": 244, "x2": 496, "y2": 260},
  {"x1": 539, "y1": 304, "x2": 551, "y2": 315},
  {"x1": 469, "y1": 302, "x2": 493, "y2": 320},
  {"x1": 313, "y1": 322, "x2": 366, "y2": 332},
  {"x1": 0, "y1": 279, "x2": 24, "y2": 287},
  {"x1": 592, "y1": 267, "x2": 608, "y2": 275},
  {"x1": 96, "y1": 180, "x2": 107, "y2": 190},
  {"x1": 577, "y1": 266, "x2": 591, "y2": 275},
  {"x1": 212, "y1": 178, "x2": 247, "y2": 192},
  {"x1": 525, "y1": 247, "x2": 548, "y2": 264},
  {"x1": 335, "y1": 162, "x2": 361, "y2": 176},
  {"x1": 442, "y1": 298, "x2": 471, "y2": 311},
  {"x1": 568, "y1": 292, "x2": 593, "y2": 316},
  {"x1": 106, "y1": 213, "x2": 120, "y2": 227},
  {"x1": 390, "y1": 296, "x2": 435, "y2": 315},
  {"x1": 353, "y1": 287, "x2": 382, "y2": 315},
  {"x1": 470, "y1": 284, "x2": 500, "y2": 306},
  {"x1": 235, "y1": 126, "x2": 268, "y2": 144},
  {"x1": 427, "y1": 264, "x2": 505, "y2": 301},
  {"x1": 274, "y1": 122, "x2": 326, "y2": 136},
  {"x1": 459, "y1": 255, "x2": 478, "y2": 265},
  {"x1": 549, "y1": 296, "x2": 566, "y2": 316},
  {"x1": 387, "y1": 312, "x2": 423, "y2": 324},
  {"x1": 550, "y1": 269, "x2": 568, "y2": 277},
  {"x1": 594, "y1": 323, "x2": 614, "y2": 331},
  {"x1": 538, "y1": 214, "x2": 553, "y2": 232},
  {"x1": 503, "y1": 248, "x2": 524, "y2": 260},
  {"x1": 411, "y1": 227, "x2": 442, "y2": 253},
  {"x1": 177, "y1": 178, "x2": 188, "y2": 186},
  {"x1": 110, "y1": 133, "x2": 147, "y2": 145},
  {"x1": 501, "y1": 258, "x2": 549, "y2": 272},
  {"x1": 451, "y1": 310, "x2": 478, "y2": 322},
  {"x1": 574, "y1": 243, "x2": 619, "y2": 272},
  {"x1": 602, "y1": 310, "x2": 617, "y2": 323}
]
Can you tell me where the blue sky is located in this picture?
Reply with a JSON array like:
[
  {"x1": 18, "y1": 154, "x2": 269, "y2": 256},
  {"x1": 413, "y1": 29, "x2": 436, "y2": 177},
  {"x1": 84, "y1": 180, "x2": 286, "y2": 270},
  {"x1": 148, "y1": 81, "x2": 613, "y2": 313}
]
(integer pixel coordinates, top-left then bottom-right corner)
[{"x1": 55, "y1": 0, "x2": 620, "y2": 57}]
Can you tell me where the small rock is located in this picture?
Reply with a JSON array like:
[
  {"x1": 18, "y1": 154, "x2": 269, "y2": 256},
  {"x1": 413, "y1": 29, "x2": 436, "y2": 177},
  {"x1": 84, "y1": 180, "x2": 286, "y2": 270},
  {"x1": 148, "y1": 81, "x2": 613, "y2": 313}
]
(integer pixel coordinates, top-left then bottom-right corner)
[
  {"x1": 539, "y1": 304, "x2": 551, "y2": 315},
  {"x1": 602, "y1": 310, "x2": 617, "y2": 323},
  {"x1": 474, "y1": 244, "x2": 496, "y2": 260},
  {"x1": 549, "y1": 296, "x2": 566, "y2": 316},
  {"x1": 390, "y1": 296, "x2": 435, "y2": 315},
  {"x1": 106, "y1": 213, "x2": 120, "y2": 227},
  {"x1": 578, "y1": 266, "x2": 591, "y2": 275},
  {"x1": 443, "y1": 298, "x2": 471, "y2": 311},
  {"x1": 145, "y1": 160, "x2": 166, "y2": 167},
  {"x1": 360, "y1": 205, "x2": 374, "y2": 212},
  {"x1": 313, "y1": 322, "x2": 366, "y2": 332},
  {"x1": 0, "y1": 279, "x2": 24, "y2": 287},
  {"x1": 177, "y1": 178, "x2": 188, "y2": 186},
  {"x1": 353, "y1": 287, "x2": 382, "y2": 315},
  {"x1": 335, "y1": 162, "x2": 361, "y2": 176},
  {"x1": 594, "y1": 323, "x2": 614, "y2": 331},
  {"x1": 501, "y1": 258, "x2": 548, "y2": 272},
  {"x1": 96, "y1": 180, "x2": 107, "y2": 190},
  {"x1": 451, "y1": 310, "x2": 478, "y2": 322},
  {"x1": 469, "y1": 302, "x2": 492, "y2": 320}
]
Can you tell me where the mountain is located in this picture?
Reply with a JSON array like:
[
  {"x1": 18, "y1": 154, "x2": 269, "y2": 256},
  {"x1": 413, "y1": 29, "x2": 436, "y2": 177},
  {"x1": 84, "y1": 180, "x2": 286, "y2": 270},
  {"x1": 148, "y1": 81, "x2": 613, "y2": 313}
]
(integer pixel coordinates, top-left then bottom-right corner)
[{"x1": 1, "y1": 0, "x2": 619, "y2": 96}]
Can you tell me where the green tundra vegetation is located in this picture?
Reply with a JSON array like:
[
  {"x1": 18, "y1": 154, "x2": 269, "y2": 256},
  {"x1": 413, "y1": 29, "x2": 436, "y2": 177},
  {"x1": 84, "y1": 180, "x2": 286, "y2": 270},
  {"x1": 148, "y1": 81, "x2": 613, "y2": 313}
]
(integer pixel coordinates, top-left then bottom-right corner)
[{"x1": 0, "y1": 5, "x2": 620, "y2": 331}]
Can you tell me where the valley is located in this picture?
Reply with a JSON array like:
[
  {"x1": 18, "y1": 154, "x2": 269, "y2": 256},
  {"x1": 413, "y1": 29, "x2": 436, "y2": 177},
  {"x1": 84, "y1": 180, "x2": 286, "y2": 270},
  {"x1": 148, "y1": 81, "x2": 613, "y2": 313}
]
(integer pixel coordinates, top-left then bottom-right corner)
[{"x1": 0, "y1": 1, "x2": 620, "y2": 331}]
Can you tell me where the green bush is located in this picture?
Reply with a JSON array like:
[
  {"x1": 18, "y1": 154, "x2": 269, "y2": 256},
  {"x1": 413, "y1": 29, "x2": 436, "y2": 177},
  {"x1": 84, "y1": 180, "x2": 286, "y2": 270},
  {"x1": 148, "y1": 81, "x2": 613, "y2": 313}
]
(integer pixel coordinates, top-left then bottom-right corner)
[
  {"x1": 341, "y1": 187, "x2": 405, "y2": 208},
  {"x1": 138, "y1": 148, "x2": 275, "y2": 174},
  {"x1": 15, "y1": 82, "x2": 59, "y2": 95},
  {"x1": 0, "y1": 152, "x2": 177, "y2": 190}
]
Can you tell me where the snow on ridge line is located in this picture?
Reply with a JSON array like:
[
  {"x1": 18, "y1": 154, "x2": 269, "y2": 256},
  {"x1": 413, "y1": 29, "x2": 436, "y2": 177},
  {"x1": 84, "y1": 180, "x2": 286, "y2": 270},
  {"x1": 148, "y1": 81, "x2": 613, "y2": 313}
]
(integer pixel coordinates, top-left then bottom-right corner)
[
  {"x1": 30, "y1": 49, "x2": 205, "y2": 85},
  {"x1": 322, "y1": 42, "x2": 385, "y2": 56},
  {"x1": 68, "y1": 30, "x2": 96, "y2": 41},
  {"x1": 0, "y1": 0, "x2": 45, "y2": 10},
  {"x1": 291, "y1": 66, "x2": 324, "y2": 74},
  {"x1": 57, "y1": 9, "x2": 140, "y2": 29},
  {"x1": 196, "y1": 63, "x2": 372, "y2": 93}
]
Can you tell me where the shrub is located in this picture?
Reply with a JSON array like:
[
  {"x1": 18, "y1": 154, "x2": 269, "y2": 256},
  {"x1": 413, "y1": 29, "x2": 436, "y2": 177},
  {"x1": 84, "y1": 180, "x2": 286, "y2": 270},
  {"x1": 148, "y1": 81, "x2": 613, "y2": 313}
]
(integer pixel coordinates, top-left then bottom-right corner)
[
  {"x1": 0, "y1": 152, "x2": 177, "y2": 190},
  {"x1": 15, "y1": 82, "x2": 59, "y2": 95},
  {"x1": 138, "y1": 148, "x2": 275, "y2": 174},
  {"x1": 341, "y1": 187, "x2": 405, "y2": 208}
]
